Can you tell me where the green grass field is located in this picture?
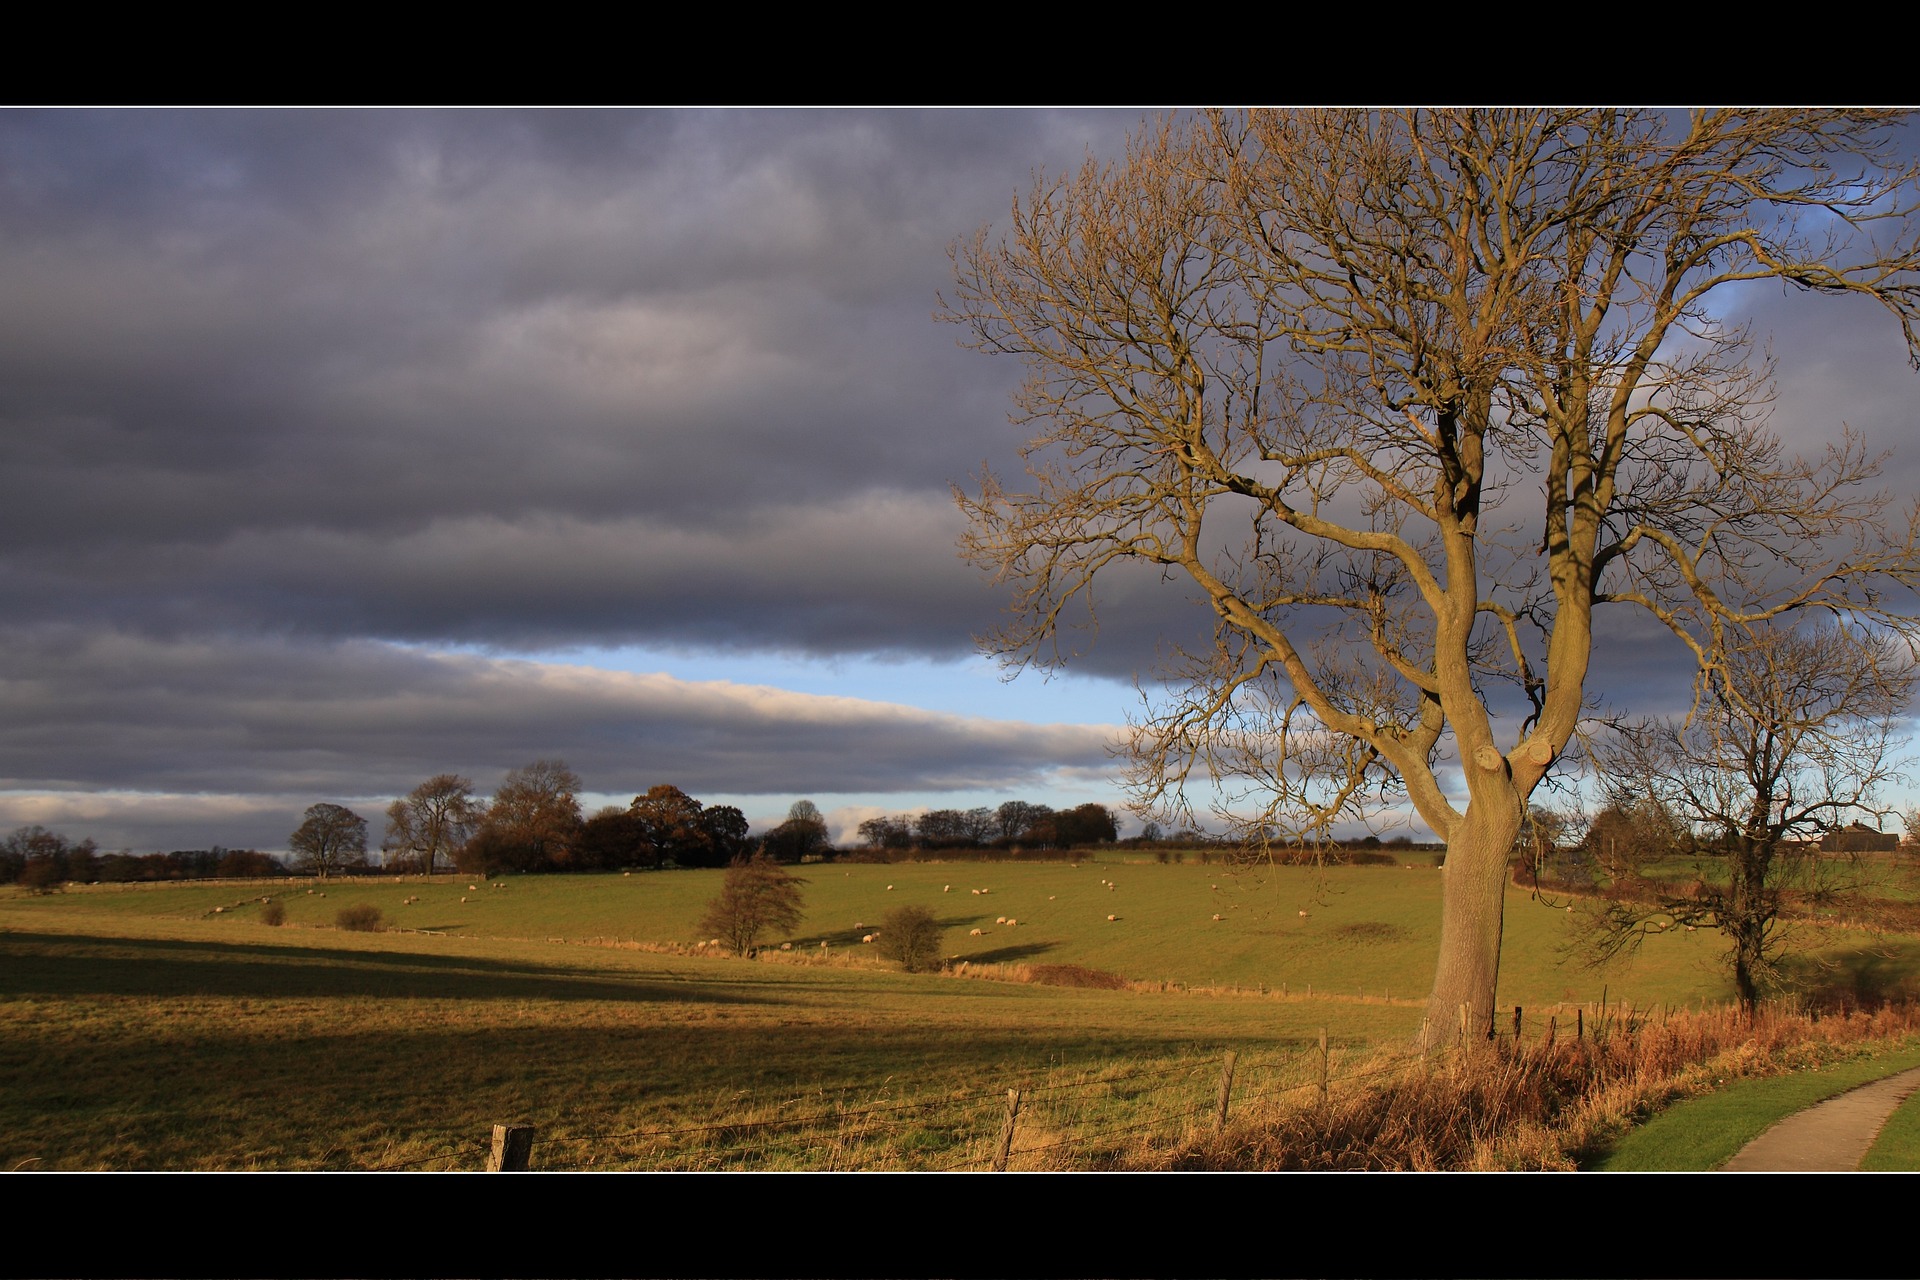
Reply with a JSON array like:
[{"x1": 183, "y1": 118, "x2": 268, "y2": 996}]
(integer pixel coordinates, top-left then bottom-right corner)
[
  {"x1": 6, "y1": 856, "x2": 1919, "y2": 1169},
  {"x1": 1590, "y1": 1042, "x2": 1920, "y2": 1170}
]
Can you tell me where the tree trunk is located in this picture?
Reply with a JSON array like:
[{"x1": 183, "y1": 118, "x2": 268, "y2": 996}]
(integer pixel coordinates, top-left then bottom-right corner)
[{"x1": 1418, "y1": 798, "x2": 1523, "y2": 1052}]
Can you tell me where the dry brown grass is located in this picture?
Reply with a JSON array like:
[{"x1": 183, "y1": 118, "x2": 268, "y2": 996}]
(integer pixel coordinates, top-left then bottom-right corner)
[{"x1": 1138, "y1": 1001, "x2": 1920, "y2": 1170}]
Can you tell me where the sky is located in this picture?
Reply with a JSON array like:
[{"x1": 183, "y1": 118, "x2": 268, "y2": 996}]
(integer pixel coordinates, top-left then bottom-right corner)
[{"x1": 4, "y1": 108, "x2": 1919, "y2": 854}]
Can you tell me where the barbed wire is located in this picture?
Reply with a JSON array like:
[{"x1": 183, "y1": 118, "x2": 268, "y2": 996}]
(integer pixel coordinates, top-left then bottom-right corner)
[{"x1": 355, "y1": 1020, "x2": 1679, "y2": 1170}]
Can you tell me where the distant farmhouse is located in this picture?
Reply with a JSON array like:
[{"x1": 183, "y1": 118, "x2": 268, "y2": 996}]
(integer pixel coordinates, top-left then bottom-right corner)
[{"x1": 1821, "y1": 821, "x2": 1901, "y2": 853}]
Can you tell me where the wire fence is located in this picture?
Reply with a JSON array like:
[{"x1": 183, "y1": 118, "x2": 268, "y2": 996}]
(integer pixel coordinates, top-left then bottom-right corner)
[{"x1": 364, "y1": 996, "x2": 1684, "y2": 1171}]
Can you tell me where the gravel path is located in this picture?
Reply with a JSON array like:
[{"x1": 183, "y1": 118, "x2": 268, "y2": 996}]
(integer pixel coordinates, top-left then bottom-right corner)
[{"x1": 1719, "y1": 1065, "x2": 1920, "y2": 1171}]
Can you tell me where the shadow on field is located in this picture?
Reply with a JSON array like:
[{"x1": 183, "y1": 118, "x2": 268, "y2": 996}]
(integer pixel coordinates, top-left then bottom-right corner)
[
  {"x1": 1, "y1": 1015, "x2": 1340, "y2": 1170},
  {"x1": 965, "y1": 942, "x2": 1059, "y2": 964},
  {"x1": 0, "y1": 931, "x2": 777, "y2": 1006},
  {"x1": 1781, "y1": 944, "x2": 1920, "y2": 1009}
]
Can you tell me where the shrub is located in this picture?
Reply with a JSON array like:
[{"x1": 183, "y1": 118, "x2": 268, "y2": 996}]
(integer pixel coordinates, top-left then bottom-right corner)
[
  {"x1": 1025, "y1": 963, "x2": 1128, "y2": 989},
  {"x1": 261, "y1": 900, "x2": 286, "y2": 926},
  {"x1": 335, "y1": 904, "x2": 383, "y2": 932},
  {"x1": 876, "y1": 905, "x2": 944, "y2": 973}
]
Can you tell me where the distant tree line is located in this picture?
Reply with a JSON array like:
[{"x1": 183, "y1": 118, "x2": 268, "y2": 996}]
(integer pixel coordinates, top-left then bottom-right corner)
[
  {"x1": 1, "y1": 826, "x2": 284, "y2": 890},
  {"x1": 372, "y1": 769, "x2": 770, "y2": 876},
  {"x1": 856, "y1": 801, "x2": 1118, "y2": 854},
  {"x1": 6, "y1": 766, "x2": 1141, "y2": 890}
]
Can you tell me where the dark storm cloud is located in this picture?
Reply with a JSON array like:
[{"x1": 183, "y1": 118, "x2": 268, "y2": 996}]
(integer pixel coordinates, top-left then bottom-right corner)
[
  {"x1": 0, "y1": 109, "x2": 1170, "y2": 668},
  {"x1": 0, "y1": 629, "x2": 1118, "y2": 799},
  {"x1": 5, "y1": 108, "x2": 1920, "y2": 850}
]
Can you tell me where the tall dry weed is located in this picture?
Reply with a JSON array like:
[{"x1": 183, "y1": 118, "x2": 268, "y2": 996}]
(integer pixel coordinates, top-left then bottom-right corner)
[{"x1": 1139, "y1": 1001, "x2": 1920, "y2": 1171}]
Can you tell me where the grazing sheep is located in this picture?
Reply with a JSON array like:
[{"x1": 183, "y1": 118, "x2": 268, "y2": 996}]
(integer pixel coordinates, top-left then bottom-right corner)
[
  {"x1": 781, "y1": 942, "x2": 792, "y2": 950},
  {"x1": 213, "y1": 906, "x2": 224, "y2": 913},
  {"x1": 971, "y1": 888, "x2": 981, "y2": 895},
  {"x1": 863, "y1": 934, "x2": 875, "y2": 944},
  {"x1": 460, "y1": 896, "x2": 467, "y2": 903},
  {"x1": 820, "y1": 940, "x2": 829, "y2": 948},
  {"x1": 1212, "y1": 913, "x2": 1224, "y2": 921},
  {"x1": 1005, "y1": 918, "x2": 1017, "y2": 927},
  {"x1": 1298, "y1": 910, "x2": 1308, "y2": 917},
  {"x1": 854, "y1": 922, "x2": 866, "y2": 930},
  {"x1": 1048, "y1": 896, "x2": 1055, "y2": 901},
  {"x1": 944, "y1": 884, "x2": 951, "y2": 892},
  {"x1": 468, "y1": 885, "x2": 477, "y2": 891},
  {"x1": 1107, "y1": 914, "x2": 1118, "y2": 922},
  {"x1": 979, "y1": 888, "x2": 990, "y2": 895},
  {"x1": 996, "y1": 916, "x2": 1007, "y2": 924},
  {"x1": 969, "y1": 928, "x2": 984, "y2": 936},
  {"x1": 886, "y1": 884, "x2": 894, "y2": 890}
]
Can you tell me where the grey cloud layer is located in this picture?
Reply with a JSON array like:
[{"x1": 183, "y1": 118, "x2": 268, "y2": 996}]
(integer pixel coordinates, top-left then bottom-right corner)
[
  {"x1": 4, "y1": 109, "x2": 1917, "y2": 846},
  {"x1": 0, "y1": 630, "x2": 1118, "y2": 798}
]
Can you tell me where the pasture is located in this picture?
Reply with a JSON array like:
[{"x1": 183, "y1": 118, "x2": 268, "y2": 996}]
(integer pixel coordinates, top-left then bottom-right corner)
[{"x1": 5, "y1": 854, "x2": 1919, "y2": 1169}]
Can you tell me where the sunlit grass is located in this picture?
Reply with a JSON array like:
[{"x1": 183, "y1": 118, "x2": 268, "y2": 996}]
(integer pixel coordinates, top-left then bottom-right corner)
[
  {"x1": 1588, "y1": 1040, "x2": 1920, "y2": 1170},
  {"x1": 1861, "y1": 1074, "x2": 1920, "y2": 1170},
  {"x1": 9, "y1": 857, "x2": 1920, "y2": 1169}
]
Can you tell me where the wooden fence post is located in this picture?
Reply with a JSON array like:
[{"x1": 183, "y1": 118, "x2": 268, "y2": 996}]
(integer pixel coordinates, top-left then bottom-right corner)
[
  {"x1": 1215, "y1": 1051, "x2": 1238, "y2": 1130},
  {"x1": 1512, "y1": 1006, "x2": 1523, "y2": 1041},
  {"x1": 1546, "y1": 1015, "x2": 1556, "y2": 1048},
  {"x1": 993, "y1": 1088, "x2": 1021, "y2": 1172},
  {"x1": 487, "y1": 1123, "x2": 534, "y2": 1171},
  {"x1": 1317, "y1": 1028, "x2": 1329, "y2": 1108}
]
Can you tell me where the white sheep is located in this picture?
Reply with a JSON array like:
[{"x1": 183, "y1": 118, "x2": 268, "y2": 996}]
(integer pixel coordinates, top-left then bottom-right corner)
[
  {"x1": 1107, "y1": 914, "x2": 1118, "y2": 922},
  {"x1": 886, "y1": 884, "x2": 894, "y2": 890},
  {"x1": 996, "y1": 916, "x2": 1007, "y2": 924},
  {"x1": 781, "y1": 942, "x2": 792, "y2": 950},
  {"x1": 943, "y1": 884, "x2": 951, "y2": 892},
  {"x1": 1005, "y1": 918, "x2": 1017, "y2": 927},
  {"x1": 971, "y1": 888, "x2": 981, "y2": 895},
  {"x1": 1212, "y1": 913, "x2": 1224, "y2": 921},
  {"x1": 460, "y1": 896, "x2": 467, "y2": 903},
  {"x1": 1298, "y1": 910, "x2": 1308, "y2": 917},
  {"x1": 969, "y1": 928, "x2": 984, "y2": 936},
  {"x1": 863, "y1": 934, "x2": 875, "y2": 944}
]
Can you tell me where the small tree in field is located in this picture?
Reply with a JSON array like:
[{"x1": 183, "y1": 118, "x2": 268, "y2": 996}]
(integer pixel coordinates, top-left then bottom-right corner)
[
  {"x1": 699, "y1": 854, "x2": 806, "y2": 956},
  {"x1": 876, "y1": 905, "x2": 945, "y2": 973},
  {"x1": 1588, "y1": 623, "x2": 1914, "y2": 1012}
]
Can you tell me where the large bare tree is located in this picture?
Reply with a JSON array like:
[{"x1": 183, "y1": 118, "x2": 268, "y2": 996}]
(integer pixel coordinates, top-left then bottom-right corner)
[
  {"x1": 383, "y1": 774, "x2": 483, "y2": 875},
  {"x1": 942, "y1": 110, "x2": 1920, "y2": 1049},
  {"x1": 1590, "y1": 624, "x2": 1914, "y2": 1012},
  {"x1": 289, "y1": 802, "x2": 368, "y2": 880}
]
